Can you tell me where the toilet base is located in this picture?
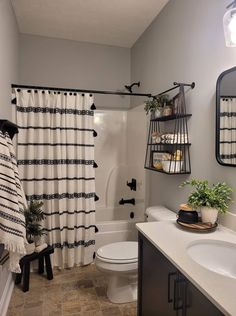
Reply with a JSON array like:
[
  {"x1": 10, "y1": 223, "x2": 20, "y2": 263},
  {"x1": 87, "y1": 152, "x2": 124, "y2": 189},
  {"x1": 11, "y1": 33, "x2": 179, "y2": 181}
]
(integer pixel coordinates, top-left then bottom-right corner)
[{"x1": 107, "y1": 274, "x2": 137, "y2": 304}]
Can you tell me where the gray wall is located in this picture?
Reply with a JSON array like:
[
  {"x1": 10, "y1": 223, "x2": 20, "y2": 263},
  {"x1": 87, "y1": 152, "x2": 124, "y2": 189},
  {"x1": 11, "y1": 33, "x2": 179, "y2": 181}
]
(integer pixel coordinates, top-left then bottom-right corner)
[
  {"x1": 131, "y1": 0, "x2": 236, "y2": 218},
  {"x1": 19, "y1": 34, "x2": 131, "y2": 109},
  {"x1": 0, "y1": 0, "x2": 19, "y2": 119},
  {"x1": 0, "y1": 0, "x2": 19, "y2": 306}
]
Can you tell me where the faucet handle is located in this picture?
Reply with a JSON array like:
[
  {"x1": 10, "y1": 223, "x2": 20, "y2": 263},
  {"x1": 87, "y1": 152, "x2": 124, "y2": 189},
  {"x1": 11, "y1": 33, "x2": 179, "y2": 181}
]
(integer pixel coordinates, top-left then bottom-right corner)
[{"x1": 126, "y1": 178, "x2": 136, "y2": 191}]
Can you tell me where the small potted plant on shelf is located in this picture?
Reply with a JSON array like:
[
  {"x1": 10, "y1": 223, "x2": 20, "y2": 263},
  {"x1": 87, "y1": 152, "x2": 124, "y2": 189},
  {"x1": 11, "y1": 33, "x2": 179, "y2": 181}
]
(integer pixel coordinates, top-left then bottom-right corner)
[
  {"x1": 180, "y1": 179, "x2": 233, "y2": 224},
  {"x1": 160, "y1": 94, "x2": 173, "y2": 116},
  {"x1": 144, "y1": 98, "x2": 162, "y2": 118},
  {"x1": 144, "y1": 94, "x2": 170, "y2": 118},
  {"x1": 24, "y1": 201, "x2": 46, "y2": 254}
]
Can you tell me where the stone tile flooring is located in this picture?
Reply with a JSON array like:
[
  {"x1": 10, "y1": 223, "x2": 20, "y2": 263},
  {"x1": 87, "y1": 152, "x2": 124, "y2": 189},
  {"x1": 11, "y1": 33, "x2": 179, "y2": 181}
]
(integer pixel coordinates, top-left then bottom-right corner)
[{"x1": 7, "y1": 264, "x2": 137, "y2": 316}]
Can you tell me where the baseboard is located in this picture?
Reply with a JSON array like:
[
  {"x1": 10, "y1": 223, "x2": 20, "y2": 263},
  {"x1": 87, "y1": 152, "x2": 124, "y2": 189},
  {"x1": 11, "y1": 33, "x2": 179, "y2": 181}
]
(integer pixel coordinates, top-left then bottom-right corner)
[{"x1": 0, "y1": 271, "x2": 14, "y2": 316}]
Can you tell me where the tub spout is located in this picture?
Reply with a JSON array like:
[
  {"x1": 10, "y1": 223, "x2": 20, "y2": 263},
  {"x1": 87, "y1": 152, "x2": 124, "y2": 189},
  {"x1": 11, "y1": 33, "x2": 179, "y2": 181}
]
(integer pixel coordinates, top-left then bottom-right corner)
[{"x1": 119, "y1": 198, "x2": 135, "y2": 205}]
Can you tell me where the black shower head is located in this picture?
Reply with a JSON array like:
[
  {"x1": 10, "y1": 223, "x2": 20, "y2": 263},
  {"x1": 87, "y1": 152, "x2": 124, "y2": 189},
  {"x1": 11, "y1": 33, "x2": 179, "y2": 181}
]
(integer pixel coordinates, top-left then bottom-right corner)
[{"x1": 124, "y1": 82, "x2": 140, "y2": 93}]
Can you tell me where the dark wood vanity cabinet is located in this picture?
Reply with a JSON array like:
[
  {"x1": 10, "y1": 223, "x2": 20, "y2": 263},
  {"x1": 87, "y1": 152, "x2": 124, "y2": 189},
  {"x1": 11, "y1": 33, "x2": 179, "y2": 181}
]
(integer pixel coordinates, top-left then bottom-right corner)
[{"x1": 138, "y1": 233, "x2": 223, "y2": 316}]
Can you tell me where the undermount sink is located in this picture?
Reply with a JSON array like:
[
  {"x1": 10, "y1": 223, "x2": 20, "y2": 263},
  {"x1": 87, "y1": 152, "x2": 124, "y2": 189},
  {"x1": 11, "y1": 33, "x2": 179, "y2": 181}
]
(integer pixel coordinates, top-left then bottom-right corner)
[{"x1": 187, "y1": 240, "x2": 236, "y2": 279}]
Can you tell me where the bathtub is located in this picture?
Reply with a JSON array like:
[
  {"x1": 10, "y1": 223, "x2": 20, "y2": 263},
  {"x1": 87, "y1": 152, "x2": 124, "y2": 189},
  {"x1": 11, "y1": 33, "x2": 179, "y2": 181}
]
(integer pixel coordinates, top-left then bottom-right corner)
[{"x1": 95, "y1": 206, "x2": 145, "y2": 250}]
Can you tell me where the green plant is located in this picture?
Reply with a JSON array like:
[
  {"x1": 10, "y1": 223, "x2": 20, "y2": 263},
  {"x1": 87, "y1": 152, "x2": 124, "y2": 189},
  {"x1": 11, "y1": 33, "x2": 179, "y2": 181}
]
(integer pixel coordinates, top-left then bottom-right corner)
[
  {"x1": 180, "y1": 179, "x2": 233, "y2": 213},
  {"x1": 144, "y1": 99, "x2": 161, "y2": 115},
  {"x1": 159, "y1": 94, "x2": 169, "y2": 106},
  {"x1": 144, "y1": 94, "x2": 170, "y2": 115},
  {"x1": 24, "y1": 201, "x2": 46, "y2": 243}
]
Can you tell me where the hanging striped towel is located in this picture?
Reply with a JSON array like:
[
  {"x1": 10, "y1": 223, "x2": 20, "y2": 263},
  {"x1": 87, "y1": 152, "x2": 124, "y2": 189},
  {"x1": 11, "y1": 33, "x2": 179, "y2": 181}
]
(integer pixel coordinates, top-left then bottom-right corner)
[{"x1": 0, "y1": 131, "x2": 26, "y2": 272}]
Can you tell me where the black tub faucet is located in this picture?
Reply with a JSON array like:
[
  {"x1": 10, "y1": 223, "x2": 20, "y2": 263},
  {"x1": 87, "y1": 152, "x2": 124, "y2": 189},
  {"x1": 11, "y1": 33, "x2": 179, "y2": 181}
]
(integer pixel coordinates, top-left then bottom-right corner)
[{"x1": 119, "y1": 198, "x2": 135, "y2": 205}]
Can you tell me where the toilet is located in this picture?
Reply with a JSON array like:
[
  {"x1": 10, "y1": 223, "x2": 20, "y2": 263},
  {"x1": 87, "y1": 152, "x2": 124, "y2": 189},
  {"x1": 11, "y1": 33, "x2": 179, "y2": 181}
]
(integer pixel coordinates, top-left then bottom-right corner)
[{"x1": 95, "y1": 206, "x2": 176, "y2": 303}]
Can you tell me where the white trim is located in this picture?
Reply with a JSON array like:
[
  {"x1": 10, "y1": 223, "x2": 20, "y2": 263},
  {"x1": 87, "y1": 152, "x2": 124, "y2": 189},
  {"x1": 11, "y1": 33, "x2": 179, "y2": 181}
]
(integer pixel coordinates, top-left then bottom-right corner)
[
  {"x1": 220, "y1": 211, "x2": 236, "y2": 232},
  {"x1": 0, "y1": 272, "x2": 14, "y2": 316}
]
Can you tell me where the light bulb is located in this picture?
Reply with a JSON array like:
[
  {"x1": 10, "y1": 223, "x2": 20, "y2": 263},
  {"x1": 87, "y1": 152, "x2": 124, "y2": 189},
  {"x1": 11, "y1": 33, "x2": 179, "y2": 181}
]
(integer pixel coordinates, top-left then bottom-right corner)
[
  {"x1": 223, "y1": 7, "x2": 236, "y2": 47},
  {"x1": 231, "y1": 32, "x2": 236, "y2": 44},
  {"x1": 229, "y1": 14, "x2": 236, "y2": 31}
]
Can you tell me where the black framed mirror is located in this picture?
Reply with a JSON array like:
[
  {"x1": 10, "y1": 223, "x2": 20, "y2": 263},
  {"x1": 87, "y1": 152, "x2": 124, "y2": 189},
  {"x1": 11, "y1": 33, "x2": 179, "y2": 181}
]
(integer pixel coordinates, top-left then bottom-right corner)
[{"x1": 216, "y1": 66, "x2": 236, "y2": 166}]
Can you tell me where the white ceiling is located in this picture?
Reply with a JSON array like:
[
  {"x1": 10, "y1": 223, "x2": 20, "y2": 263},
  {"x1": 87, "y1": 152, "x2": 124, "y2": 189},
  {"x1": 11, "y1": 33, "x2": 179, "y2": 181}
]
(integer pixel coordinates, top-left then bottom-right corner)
[{"x1": 11, "y1": 0, "x2": 169, "y2": 48}]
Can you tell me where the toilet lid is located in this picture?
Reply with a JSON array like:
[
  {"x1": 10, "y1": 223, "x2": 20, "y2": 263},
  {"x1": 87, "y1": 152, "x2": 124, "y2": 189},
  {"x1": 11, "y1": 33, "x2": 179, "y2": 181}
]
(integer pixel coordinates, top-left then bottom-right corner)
[{"x1": 97, "y1": 241, "x2": 138, "y2": 263}]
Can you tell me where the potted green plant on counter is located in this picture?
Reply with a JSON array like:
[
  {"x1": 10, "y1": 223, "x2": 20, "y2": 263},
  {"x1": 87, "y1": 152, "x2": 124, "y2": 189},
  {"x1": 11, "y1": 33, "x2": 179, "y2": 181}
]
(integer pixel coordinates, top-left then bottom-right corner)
[{"x1": 180, "y1": 179, "x2": 233, "y2": 224}]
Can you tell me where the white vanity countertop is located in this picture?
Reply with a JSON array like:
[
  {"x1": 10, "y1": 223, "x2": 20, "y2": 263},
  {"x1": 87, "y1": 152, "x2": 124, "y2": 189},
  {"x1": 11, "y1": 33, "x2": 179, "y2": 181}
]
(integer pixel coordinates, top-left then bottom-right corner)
[{"x1": 136, "y1": 221, "x2": 236, "y2": 316}]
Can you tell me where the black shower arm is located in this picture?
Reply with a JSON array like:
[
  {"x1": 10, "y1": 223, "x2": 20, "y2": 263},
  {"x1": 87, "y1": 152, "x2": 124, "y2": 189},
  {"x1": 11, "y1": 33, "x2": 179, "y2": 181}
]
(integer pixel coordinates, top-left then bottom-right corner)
[{"x1": 124, "y1": 82, "x2": 140, "y2": 93}]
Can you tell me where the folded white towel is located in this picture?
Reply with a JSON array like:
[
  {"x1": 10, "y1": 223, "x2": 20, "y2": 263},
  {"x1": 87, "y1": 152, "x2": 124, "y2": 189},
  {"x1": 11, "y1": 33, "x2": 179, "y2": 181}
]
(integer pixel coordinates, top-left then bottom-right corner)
[
  {"x1": 161, "y1": 133, "x2": 188, "y2": 140},
  {"x1": 161, "y1": 139, "x2": 189, "y2": 144},
  {"x1": 35, "y1": 243, "x2": 48, "y2": 253}
]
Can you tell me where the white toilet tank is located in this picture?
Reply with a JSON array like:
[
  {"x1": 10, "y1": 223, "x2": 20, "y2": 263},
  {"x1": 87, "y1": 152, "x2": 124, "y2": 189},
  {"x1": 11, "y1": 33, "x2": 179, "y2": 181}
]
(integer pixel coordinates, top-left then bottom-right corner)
[{"x1": 145, "y1": 205, "x2": 176, "y2": 222}]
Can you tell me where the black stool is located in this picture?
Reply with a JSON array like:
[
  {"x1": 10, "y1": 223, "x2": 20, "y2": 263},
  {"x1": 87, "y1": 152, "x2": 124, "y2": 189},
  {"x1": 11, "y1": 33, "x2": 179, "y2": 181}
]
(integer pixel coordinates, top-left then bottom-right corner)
[{"x1": 15, "y1": 245, "x2": 54, "y2": 292}]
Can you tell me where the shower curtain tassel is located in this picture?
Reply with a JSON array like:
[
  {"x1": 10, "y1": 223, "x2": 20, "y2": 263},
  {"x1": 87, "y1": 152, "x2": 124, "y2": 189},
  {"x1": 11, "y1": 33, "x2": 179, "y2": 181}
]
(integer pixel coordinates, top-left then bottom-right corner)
[
  {"x1": 93, "y1": 161, "x2": 98, "y2": 168},
  {"x1": 93, "y1": 130, "x2": 97, "y2": 137},
  {"x1": 11, "y1": 98, "x2": 17, "y2": 104},
  {"x1": 90, "y1": 103, "x2": 96, "y2": 110},
  {"x1": 94, "y1": 194, "x2": 99, "y2": 201}
]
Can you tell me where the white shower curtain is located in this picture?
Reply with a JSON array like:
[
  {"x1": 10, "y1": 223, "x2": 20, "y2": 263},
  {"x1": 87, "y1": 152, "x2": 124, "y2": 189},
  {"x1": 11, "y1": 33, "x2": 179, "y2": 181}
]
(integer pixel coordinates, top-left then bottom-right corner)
[
  {"x1": 220, "y1": 98, "x2": 236, "y2": 164},
  {"x1": 12, "y1": 88, "x2": 96, "y2": 268}
]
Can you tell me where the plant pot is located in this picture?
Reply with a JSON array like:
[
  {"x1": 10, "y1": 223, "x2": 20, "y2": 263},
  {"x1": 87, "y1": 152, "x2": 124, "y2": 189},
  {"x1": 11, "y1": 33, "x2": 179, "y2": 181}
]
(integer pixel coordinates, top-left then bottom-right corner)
[
  {"x1": 162, "y1": 106, "x2": 173, "y2": 116},
  {"x1": 200, "y1": 207, "x2": 218, "y2": 224},
  {"x1": 154, "y1": 108, "x2": 163, "y2": 118},
  {"x1": 34, "y1": 236, "x2": 43, "y2": 247},
  {"x1": 25, "y1": 242, "x2": 35, "y2": 255},
  {"x1": 178, "y1": 210, "x2": 198, "y2": 224}
]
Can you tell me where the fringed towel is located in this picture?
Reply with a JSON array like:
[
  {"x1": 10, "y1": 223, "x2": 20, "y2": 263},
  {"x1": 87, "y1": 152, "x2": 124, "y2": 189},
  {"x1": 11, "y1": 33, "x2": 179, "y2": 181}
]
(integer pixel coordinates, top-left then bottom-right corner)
[{"x1": 0, "y1": 131, "x2": 26, "y2": 272}]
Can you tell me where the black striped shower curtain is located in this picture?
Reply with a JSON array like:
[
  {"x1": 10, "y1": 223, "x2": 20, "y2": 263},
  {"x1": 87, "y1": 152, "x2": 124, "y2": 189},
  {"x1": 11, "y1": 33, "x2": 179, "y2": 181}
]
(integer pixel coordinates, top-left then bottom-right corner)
[
  {"x1": 12, "y1": 89, "x2": 96, "y2": 268},
  {"x1": 220, "y1": 97, "x2": 236, "y2": 164}
]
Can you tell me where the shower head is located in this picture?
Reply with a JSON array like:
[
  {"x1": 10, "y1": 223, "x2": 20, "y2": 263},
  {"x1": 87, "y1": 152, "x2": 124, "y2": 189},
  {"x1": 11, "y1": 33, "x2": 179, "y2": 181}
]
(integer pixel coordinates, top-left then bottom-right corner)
[{"x1": 124, "y1": 82, "x2": 140, "y2": 93}]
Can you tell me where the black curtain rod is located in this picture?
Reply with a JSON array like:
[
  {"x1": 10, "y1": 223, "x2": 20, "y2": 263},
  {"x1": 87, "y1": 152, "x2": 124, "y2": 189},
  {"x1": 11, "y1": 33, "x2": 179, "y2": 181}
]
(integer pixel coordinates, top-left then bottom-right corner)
[
  {"x1": 154, "y1": 85, "x2": 181, "y2": 97},
  {"x1": 12, "y1": 81, "x2": 195, "y2": 99},
  {"x1": 154, "y1": 82, "x2": 195, "y2": 97},
  {"x1": 11, "y1": 84, "x2": 152, "y2": 98}
]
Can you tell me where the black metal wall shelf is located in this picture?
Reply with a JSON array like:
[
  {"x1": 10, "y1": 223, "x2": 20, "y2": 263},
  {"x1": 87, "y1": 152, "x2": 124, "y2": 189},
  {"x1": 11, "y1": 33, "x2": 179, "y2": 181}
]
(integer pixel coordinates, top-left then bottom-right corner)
[
  {"x1": 147, "y1": 143, "x2": 191, "y2": 146},
  {"x1": 150, "y1": 114, "x2": 192, "y2": 122},
  {"x1": 145, "y1": 82, "x2": 194, "y2": 175},
  {"x1": 145, "y1": 167, "x2": 191, "y2": 175}
]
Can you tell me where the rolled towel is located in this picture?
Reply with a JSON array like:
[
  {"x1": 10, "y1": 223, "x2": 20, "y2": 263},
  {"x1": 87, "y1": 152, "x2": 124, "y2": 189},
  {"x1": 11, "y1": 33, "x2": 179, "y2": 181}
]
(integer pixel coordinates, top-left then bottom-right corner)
[
  {"x1": 35, "y1": 243, "x2": 48, "y2": 253},
  {"x1": 25, "y1": 243, "x2": 35, "y2": 255}
]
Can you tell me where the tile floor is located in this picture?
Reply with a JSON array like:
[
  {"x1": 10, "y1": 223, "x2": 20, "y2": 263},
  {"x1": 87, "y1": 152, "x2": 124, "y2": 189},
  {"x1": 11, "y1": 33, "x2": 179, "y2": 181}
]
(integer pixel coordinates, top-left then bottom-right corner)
[{"x1": 7, "y1": 264, "x2": 137, "y2": 316}]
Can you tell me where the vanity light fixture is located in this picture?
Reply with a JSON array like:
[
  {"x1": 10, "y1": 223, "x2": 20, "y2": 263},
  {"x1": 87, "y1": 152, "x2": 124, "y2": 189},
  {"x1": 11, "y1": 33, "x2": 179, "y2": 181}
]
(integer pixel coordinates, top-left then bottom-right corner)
[{"x1": 223, "y1": 0, "x2": 236, "y2": 47}]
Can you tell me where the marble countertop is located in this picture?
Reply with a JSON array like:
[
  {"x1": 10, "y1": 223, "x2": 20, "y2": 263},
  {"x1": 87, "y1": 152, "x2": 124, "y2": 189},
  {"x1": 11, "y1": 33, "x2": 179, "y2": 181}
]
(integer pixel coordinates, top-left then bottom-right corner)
[{"x1": 136, "y1": 221, "x2": 236, "y2": 316}]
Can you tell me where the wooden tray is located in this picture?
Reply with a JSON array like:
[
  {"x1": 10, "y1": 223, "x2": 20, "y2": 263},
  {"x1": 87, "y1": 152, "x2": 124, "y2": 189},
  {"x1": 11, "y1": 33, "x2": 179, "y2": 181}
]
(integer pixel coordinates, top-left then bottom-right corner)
[{"x1": 176, "y1": 219, "x2": 218, "y2": 233}]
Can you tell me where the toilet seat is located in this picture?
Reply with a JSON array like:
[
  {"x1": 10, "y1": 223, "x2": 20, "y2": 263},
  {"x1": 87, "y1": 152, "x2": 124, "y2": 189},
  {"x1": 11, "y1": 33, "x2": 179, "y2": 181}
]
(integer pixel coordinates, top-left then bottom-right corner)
[
  {"x1": 95, "y1": 241, "x2": 138, "y2": 303},
  {"x1": 96, "y1": 241, "x2": 138, "y2": 264}
]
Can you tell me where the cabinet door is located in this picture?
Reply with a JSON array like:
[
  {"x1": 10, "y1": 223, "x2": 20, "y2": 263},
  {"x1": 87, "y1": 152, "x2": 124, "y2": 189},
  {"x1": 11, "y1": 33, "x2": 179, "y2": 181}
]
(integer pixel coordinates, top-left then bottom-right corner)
[
  {"x1": 138, "y1": 234, "x2": 177, "y2": 316},
  {"x1": 184, "y1": 276, "x2": 223, "y2": 316}
]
